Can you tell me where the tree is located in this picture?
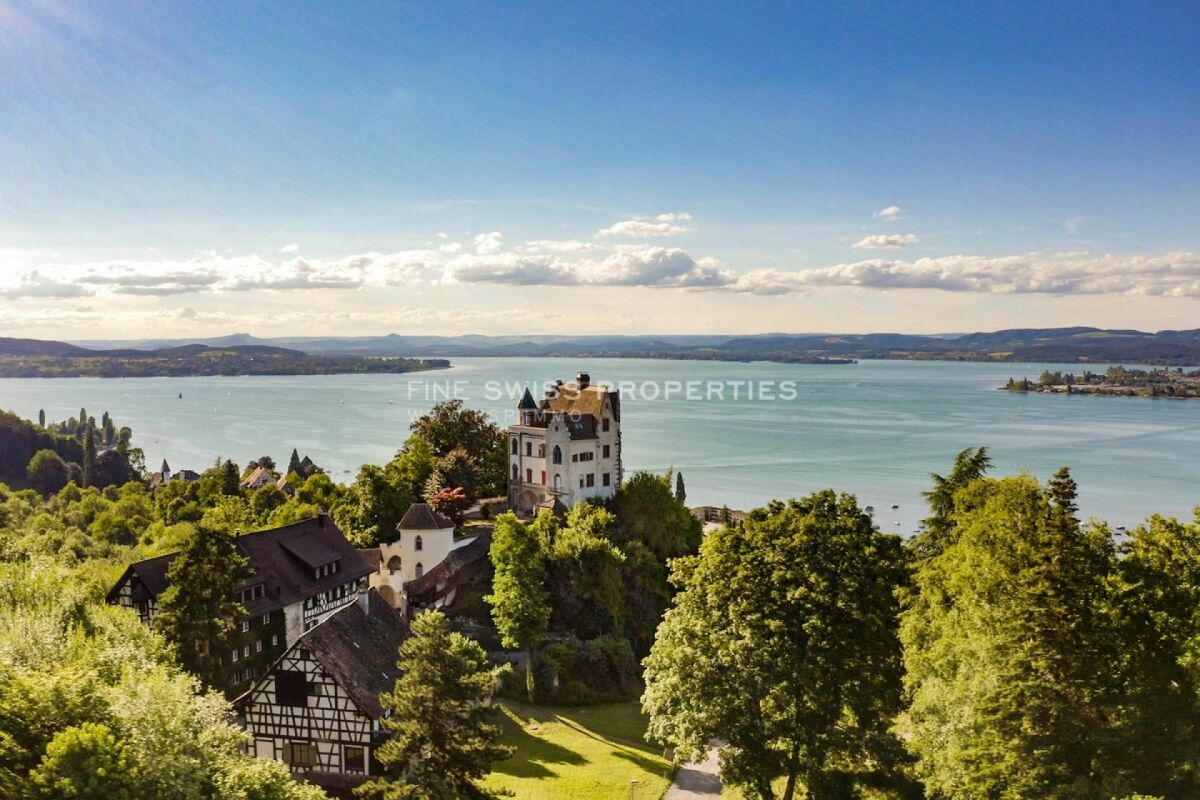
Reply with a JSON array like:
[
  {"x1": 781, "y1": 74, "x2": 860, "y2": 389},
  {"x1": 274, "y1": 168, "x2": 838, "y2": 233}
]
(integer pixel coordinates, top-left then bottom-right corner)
[
  {"x1": 612, "y1": 471, "x2": 702, "y2": 561},
  {"x1": 29, "y1": 723, "x2": 140, "y2": 800},
  {"x1": 336, "y1": 435, "x2": 436, "y2": 545},
  {"x1": 287, "y1": 448, "x2": 302, "y2": 478},
  {"x1": 357, "y1": 610, "x2": 512, "y2": 800},
  {"x1": 486, "y1": 512, "x2": 550, "y2": 702},
  {"x1": 81, "y1": 424, "x2": 96, "y2": 489},
  {"x1": 423, "y1": 447, "x2": 481, "y2": 503},
  {"x1": 913, "y1": 445, "x2": 991, "y2": 558},
  {"x1": 675, "y1": 470, "x2": 686, "y2": 505},
  {"x1": 428, "y1": 486, "x2": 469, "y2": 526},
  {"x1": 1110, "y1": 512, "x2": 1200, "y2": 797},
  {"x1": 37, "y1": 409, "x2": 45, "y2": 428},
  {"x1": 252, "y1": 456, "x2": 275, "y2": 472},
  {"x1": 643, "y1": 491, "x2": 908, "y2": 800},
  {"x1": 546, "y1": 504, "x2": 627, "y2": 641},
  {"x1": 409, "y1": 400, "x2": 505, "y2": 497},
  {"x1": 154, "y1": 525, "x2": 252, "y2": 688},
  {"x1": 26, "y1": 449, "x2": 69, "y2": 495},
  {"x1": 221, "y1": 459, "x2": 241, "y2": 496},
  {"x1": 901, "y1": 472, "x2": 1121, "y2": 800}
]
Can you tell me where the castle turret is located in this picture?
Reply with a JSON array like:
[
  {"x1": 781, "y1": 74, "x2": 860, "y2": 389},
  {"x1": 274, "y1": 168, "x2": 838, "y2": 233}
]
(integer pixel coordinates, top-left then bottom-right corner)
[{"x1": 369, "y1": 503, "x2": 456, "y2": 612}]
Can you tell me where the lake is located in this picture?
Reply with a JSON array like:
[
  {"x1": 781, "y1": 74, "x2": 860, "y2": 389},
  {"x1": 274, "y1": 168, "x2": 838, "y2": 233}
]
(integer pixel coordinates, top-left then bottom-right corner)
[{"x1": 2, "y1": 357, "x2": 1197, "y2": 532}]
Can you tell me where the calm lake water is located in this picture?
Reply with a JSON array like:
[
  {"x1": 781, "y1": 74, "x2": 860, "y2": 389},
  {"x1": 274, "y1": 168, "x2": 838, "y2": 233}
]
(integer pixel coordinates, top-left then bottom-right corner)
[{"x1": 2, "y1": 357, "x2": 1197, "y2": 532}]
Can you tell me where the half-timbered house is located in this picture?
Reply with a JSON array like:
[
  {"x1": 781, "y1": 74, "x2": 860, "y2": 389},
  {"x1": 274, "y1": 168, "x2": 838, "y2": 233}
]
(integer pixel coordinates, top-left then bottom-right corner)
[
  {"x1": 237, "y1": 589, "x2": 408, "y2": 781},
  {"x1": 106, "y1": 512, "x2": 373, "y2": 694}
]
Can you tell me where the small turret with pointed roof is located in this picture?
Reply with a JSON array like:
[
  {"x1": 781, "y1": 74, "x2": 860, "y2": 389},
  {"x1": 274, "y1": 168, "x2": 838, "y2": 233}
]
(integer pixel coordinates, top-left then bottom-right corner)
[{"x1": 518, "y1": 387, "x2": 537, "y2": 425}]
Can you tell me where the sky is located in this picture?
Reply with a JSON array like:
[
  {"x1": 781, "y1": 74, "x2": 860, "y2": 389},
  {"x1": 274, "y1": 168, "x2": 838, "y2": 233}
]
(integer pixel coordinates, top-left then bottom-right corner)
[{"x1": 1, "y1": 1, "x2": 1199, "y2": 339}]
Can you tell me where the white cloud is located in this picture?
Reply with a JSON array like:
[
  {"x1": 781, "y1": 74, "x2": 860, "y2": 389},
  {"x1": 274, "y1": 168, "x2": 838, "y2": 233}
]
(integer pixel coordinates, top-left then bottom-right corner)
[
  {"x1": 524, "y1": 239, "x2": 600, "y2": 253},
  {"x1": 583, "y1": 247, "x2": 730, "y2": 287},
  {"x1": 851, "y1": 233, "x2": 920, "y2": 250},
  {"x1": 449, "y1": 253, "x2": 579, "y2": 286},
  {"x1": 278, "y1": 243, "x2": 300, "y2": 253},
  {"x1": 473, "y1": 231, "x2": 503, "y2": 254},
  {"x1": 596, "y1": 212, "x2": 693, "y2": 238},
  {"x1": 874, "y1": 205, "x2": 904, "y2": 220},
  {"x1": 0, "y1": 270, "x2": 94, "y2": 299}
]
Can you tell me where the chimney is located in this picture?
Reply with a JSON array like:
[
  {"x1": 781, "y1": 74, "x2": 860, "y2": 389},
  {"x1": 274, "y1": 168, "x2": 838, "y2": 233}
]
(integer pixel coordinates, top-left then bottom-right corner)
[{"x1": 577, "y1": 372, "x2": 590, "y2": 389}]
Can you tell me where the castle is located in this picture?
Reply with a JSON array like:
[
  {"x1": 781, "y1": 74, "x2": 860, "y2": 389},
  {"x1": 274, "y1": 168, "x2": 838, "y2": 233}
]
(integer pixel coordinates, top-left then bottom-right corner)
[{"x1": 507, "y1": 372, "x2": 623, "y2": 515}]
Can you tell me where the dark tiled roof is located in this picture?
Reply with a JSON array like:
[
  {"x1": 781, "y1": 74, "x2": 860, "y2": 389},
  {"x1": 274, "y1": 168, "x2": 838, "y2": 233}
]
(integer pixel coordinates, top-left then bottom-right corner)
[
  {"x1": 175, "y1": 469, "x2": 201, "y2": 481},
  {"x1": 518, "y1": 387, "x2": 537, "y2": 410},
  {"x1": 398, "y1": 503, "x2": 454, "y2": 531},
  {"x1": 297, "y1": 591, "x2": 408, "y2": 718},
  {"x1": 403, "y1": 533, "x2": 491, "y2": 598},
  {"x1": 358, "y1": 547, "x2": 381, "y2": 567},
  {"x1": 106, "y1": 515, "x2": 372, "y2": 616}
]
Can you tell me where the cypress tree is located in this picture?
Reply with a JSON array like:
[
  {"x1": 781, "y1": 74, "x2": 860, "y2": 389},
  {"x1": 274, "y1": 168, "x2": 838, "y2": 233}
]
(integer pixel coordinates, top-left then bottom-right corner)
[
  {"x1": 82, "y1": 423, "x2": 97, "y2": 488},
  {"x1": 37, "y1": 409, "x2": 45, "y2": 428},
  {"x1": 287, "y1": 448, "x2": 302, "y2": 477}
]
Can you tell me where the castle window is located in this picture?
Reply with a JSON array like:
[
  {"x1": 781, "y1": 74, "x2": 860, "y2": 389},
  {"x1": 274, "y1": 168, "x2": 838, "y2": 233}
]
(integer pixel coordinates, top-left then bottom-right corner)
[
  {"x1": 511, "y1": 464, "x2": 519, "y2": 481},
  {"x1": 387, "y1": 555, "x2": 402, "y2": 574},
  {"x1": 540, "y1": 470, "x2": 546, "y2": 485},
  {"x1": 586, "y1": 473, "x2": 595, "y2": 487},
  {"x1": 538, "y1": 443, "x2": 545, "y2": 458},
  {"x1": 415, "y1": 563, "x2": 424, "y2": 579},
  {"x1": 511, "y1": 438, "x2": 518, "y2": 454},
  {"x1": 552, "y1": 446, "x2": 563, "y2": 464},
  {"x1": 602, "y1": 417, "x2": 610, "y2": 432},
  {"x1": 526, "y1": 468, "x2": 532, "y2": 483},
  {"x1": 415, "y1": 535, "x2": 423, "y2": 551},
  {"x1": 603, "y1": 445, "x2": 610, "y2": 458},
  {"x1": 603, "y1": 472, "x2": 611, "y2": 486},
  {"x1": 526, "y1": 442, "x2": 532, "y2": 457}
]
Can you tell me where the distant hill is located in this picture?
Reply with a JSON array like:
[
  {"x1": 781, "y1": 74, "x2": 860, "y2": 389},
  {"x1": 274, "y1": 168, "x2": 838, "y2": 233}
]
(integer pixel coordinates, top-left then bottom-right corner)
[
  {"x1": 0, "y1": 338, "x2": 449, "y2": 378},
  {"x1": 65, "y1": 327, "x2": 1200, "y2": 365}
]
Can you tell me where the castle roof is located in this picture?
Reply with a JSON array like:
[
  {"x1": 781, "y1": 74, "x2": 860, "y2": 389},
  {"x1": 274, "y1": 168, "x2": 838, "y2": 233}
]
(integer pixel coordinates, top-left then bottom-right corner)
[
  {"x1": 398, "y1": 502, "x2": 454, "y2": 531},
  {"x1": 540, "y1": 382, "x2": 619, "y2": 421},
  {"x1": 518, "y1": 387, "x2": 537, "y2": 410}
]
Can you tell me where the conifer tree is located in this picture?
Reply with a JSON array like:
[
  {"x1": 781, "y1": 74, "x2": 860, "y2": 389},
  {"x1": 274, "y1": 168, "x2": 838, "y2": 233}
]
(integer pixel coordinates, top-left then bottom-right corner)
[
  {"x1": 287, "y1": 448, "x2": 302, "y2": 477},
  {"x1": 358, "y1": 610, "x2": 512, "y2": 800},
  {"x1": 154, "y1": 524, "x2": 251, "y2": 689},
  {"x1": 37, "y1": 409, "x2": 45, "y2": 428},
  {"x1": 675, "y1": 470, "x2": 686, "y2": 505},
  {"x1": 81, "y1": 423, "x2": 97, "y2": 488},
  {"x1": 220, "y1": 458, "x2": 241, "y2": 496},
  {"x1": 914, "y1": 445, "x2": 991, "y2": 558}
]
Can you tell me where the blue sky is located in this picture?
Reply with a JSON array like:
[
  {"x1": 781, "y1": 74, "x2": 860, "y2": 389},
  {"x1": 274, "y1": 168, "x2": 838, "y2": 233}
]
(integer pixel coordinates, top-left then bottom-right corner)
[{"x1": 2, "y1": 1, "x2": 1199, "y2": 337}]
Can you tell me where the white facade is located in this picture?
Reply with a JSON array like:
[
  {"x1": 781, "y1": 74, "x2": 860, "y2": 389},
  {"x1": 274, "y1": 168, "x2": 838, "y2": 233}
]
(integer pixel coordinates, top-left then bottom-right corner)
[
  {"x1": 369, "y1": 514, "x2": 456, "y2": 612},
  {"x1": 507, "y1": 374, "x2": 623, "y2": 515}
]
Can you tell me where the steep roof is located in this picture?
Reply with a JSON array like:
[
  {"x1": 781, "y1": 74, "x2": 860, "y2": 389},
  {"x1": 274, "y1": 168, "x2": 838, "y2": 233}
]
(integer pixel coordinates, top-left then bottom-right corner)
[
  {"x1": 517, "y1": 387, "x2": 537, "y2": 410},
  {"x1": 105, "y1": 514, "x2": 372, "y2": 616},
  {"x1": 403, "y1": 533, "x2": 491, "y2": 599},
  {"x1": 398, "y1": 503, "x2": 454, "y2": 531},
  {"x1": 295, "y1": 591, "x2": 408, "y2": 718},
  {"x1": 540, "y1": 382, "x2": 613, "y2": 419},
  {"x1": 239, "y1": 465, "x2": 274, "y2": 488}
]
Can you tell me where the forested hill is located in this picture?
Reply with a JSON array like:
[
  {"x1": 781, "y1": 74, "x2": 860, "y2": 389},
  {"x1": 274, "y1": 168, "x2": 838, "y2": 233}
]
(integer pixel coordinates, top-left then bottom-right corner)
[
  {"x1": 0, "y1": 337, "x2": 450, "y2": 378},
  {"x1": 67, "y1": 326, "x2": 1200, "y2": 365}
]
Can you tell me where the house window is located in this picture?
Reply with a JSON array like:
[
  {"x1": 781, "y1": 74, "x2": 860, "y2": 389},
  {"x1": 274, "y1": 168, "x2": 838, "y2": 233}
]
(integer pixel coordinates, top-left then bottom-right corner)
[
  {"x1": 537, "y1": 443, "x2": 545, "y2": 458},
  {"x1": 586, "y1": 473, "x2": 595, "y2": 487},
  {"x1": 603, "y1": 445, "x2": 610, "y2": 458},
  {"x1": 602, "y1": 417, "x2": 610, "y2": 432},
  {"x1": 526, "y1": 468, "x2": 532, "y2": 483},
  {"x1": 262, "y1": 613, "x2": 271, "y2": 625},
  {"x1": 240, "y1": 620, "x2": 250, "y2": 633},
  {"x1": 525, "y1": 442, "x2": 532, "y2": 457},
  {"x1": 552, "y1": 446, "x2": 563, "y2": 464},
  {"x1": 344, "y1": 745, "x2": 365, "y2": 772},
  {"x1": 510, "y1": 438, "x2": 518, "y2": 454},
  {"x1": 579, "y1": 476, "x2": 584, "y2": 488},
  {"x1": 571, "y1": 453, "x2": 578, "y2": 462},
  {"x1": 415, "y1": 535, "x2": 423, "y2": 551},
  {"x1": 242, "y1": 645, "x2": 251, "y2": 659},
  {"x1": 255, "y1": 640, "x2": 264, "y2": 654},
  {"x1": 272, "y1": 634, "x2": 279, "y2": 647},
  {"x1": 284, "y1": 741, "x2": 313, "y2": 767},
  {"x1": 511, "y1": 464, "x2": 519, "y2": 481},
  {"x1": 540, "y1": 470, "x2": 546, "y2": 485},
  {"x1": 232, "y1": 649, "x2": 240, "y2": 663},
  {"x1": 603, "y1": 472, "x2": 611, "y2": 486},
  {"x1": 415, "y1": 563, "x2": 424, "y2": 579},
  {"x1": 275, "y1": 670, "x2": 307, "y2": 707}
]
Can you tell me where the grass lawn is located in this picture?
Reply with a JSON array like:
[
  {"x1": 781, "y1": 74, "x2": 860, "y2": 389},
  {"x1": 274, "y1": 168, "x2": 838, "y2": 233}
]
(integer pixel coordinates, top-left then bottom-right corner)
[{"x1": 481, "y1": 700, "x2": 675, "y2": 800}]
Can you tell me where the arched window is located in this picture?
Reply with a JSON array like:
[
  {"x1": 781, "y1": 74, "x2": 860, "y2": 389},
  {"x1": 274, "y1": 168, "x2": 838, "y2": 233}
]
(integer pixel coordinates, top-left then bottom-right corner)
[
  {"x1": 415, "y1": 562, "x2": 424, "y2": 579},
  {"x1": 387, "y1": 555, "x2": 402, "y2": 574},
  {"x1": 553, "y1": 473, "x2": 562, "y2": 491},
  {"x1": 414, "y1": 535, "x2": 423, "y2": 551},
  {"x1": 552, "y1": 445, "x2": 563, "y2": 464},
  {"x1": 510, "y1": 438, "x2": 518, "y2": 454},
  {"x1": 511, "y1": 464, "x2": 519, "y2": 481}
]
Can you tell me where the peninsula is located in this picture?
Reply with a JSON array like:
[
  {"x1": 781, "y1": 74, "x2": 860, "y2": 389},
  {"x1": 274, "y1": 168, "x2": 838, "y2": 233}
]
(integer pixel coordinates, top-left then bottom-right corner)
[
  {"x1": 0, "y1": 338, "x2": 449, "y2": 378},
  {"x1": 1002, "y1": 366, "x2": 1200, "y2": 399}
]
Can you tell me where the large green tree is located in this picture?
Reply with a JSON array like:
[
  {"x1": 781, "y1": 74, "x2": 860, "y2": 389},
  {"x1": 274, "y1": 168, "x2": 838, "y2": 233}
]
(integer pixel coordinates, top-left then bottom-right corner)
[
  {"x1": 643, "y1": 491, "x2": 909, "y2": 800},
  {"x1": 913, "y1": 445, "x2": 991, "y2": 558},
  {"x1": 29, "y1": 723, "x2": 140, "y2": 800},
  {"x1": 486, "y1": 512, "x2": 550, "y2": 701},
  {"x1": 358, "y1": 610, "x2": 511, "y2": 800},
  {"x1": 409, "y1": 400, "x2": 505, "y2": 498},
  {"x1": 154, "y1": 525, "x2": 252, "y2": 689},
  {"x1": 901, "y1": 470, "x2": 1121, "y2": 799},
  {"x1": 25, "y1": 450, "x2": 68, "y2": 495}
]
